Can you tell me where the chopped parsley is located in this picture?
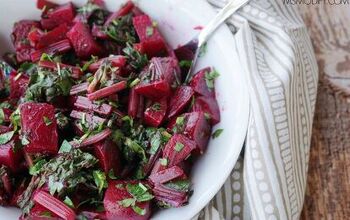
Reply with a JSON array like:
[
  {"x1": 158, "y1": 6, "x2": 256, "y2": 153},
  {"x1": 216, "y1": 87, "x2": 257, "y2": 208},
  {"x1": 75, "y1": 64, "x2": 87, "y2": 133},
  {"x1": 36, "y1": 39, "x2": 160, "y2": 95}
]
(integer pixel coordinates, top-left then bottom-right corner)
[
  {"x1": 123, "y1": 43, "x2": 148, "y2": 71},
  {"x1": 176, "y1": 116, "x2": 185, "y2": 126},
  {"x1": 205, "y1": 69, "x2": 220, "y2": 90},
  {"x1": 58, "y1": 140, "x2": 73, "y2": 153},
  {"x1": 93, "y1": 170, "x2": 108, "y2": 193},
  {"x1": 151, "y1": 102, "x2": 161, "y2": 111},
  {"x1": 146, "y1": 26, "x2": 154, "y2": 37},
  {"x1": 43, "y1": 116, "x2": 52, "y2": 126},
  {"x1": 174, "y1": 142, "x2": 184, "y2": 152},
  {"x1": 29, "y1": 159, "x2": 47, "y2": 176},
  {"x1": 0, "y1": 131, "x2": 14, "y2": 145},
  {"x1": 179, "y1": 60, "x2": 192, "y2": 68},
  {"x1": 0, "y1": 108, "x2": 5, "y2": 124},
  {"x1": 212, "y1": 129, "x2": 224, "y2": 139},
  {"x1": 64, "y1": 196, "x2": 75, "y2": 208},
  {"x1": 159, "y1": 158, "x2": 168, "y2": 166}
]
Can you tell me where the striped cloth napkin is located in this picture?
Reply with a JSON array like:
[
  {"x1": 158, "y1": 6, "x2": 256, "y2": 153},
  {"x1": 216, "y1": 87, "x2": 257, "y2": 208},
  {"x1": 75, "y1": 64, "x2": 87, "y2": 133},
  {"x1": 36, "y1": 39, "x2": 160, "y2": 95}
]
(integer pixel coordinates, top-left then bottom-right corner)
[{"x1": 196, "y1": 0, "x2": 319, "y2": 219}]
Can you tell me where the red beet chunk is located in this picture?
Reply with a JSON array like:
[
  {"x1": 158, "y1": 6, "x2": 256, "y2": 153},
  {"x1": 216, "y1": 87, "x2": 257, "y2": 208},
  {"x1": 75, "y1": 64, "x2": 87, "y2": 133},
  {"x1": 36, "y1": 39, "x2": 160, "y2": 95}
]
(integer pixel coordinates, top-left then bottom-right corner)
[
  {"x1": 192, "y1": 96, "x2": 220, "y2": 125},
  {"x1": 88, "y1": 55, "x2": 126, "y2": 72},
  {"x1": 0, "y1": 135, "x2": 23, "y2": 172},
  {"x1": 190, "y1": 67, "x2": 215, "y2": 97},
  {"x1": 27, "y1": 203, "x2": 59, "y2": 220},
  {"x1": 28, "y1": 28, "x2": 44, "y2": 47},
  {"x1": 104, "y1": 1, "x2": 134, "y2": 26},
  {"x1": 37, "y1": 0, "x2": 58, "y2": 10},
  {"x1": 94, "y1": 139, "x2": 121, "y2": 175},
  {"x1": 70, "y1": 82, "x2": 88, "y2": 95},
  {"x1": 70, "y1": 110, "x2": 106, "y2": 128},
  {"x1": 135, "y1": 57, "x2": 179, "y2": 100},
  {"x1": 9, "y1": 71, "x2": 29, "y2": 100},
  {"x1": 11, "y1": 20, "x2": 40, "y2": 49},
  {"x1": 16, "y1": 48, "x2": 35, "y2": 63},
  {"x1": 149, "y1": 166, "x2": 184, "y2": 185},
  {"x1": 0, "y1": 126, "x2": 11, "y2": 134},
  {"x1": 132, "y1": 15, "x2": 167, "y2": 57},
  {"x1": 20, "y1": 103, "x2": 58, "y2": 154},
  {"x1": 167, "y1": 86, "x2": 194, "y2": 119},
  {"x1": 40, "y1": 3, "x2": 75, "y2": 30},
  {"x1": 152, "y1": 183, "x2": 188, "y2": 207},
  {"x1": 33, "y1": 190, "x2": 76, "y2": 220},
  {"x1": 162, "y1": 134, "x2": 196, "y2": 167},
  {"x1": 70, "y1": 128, "x2": 112, "y2": 148},
  {"x1": 30, "y1": 39, "x2": 72, "y2": 62},
  {"x1": 1, "y1": 109, "x2": 12, "y2": 124},
  {"x1": 74, "y1": 96, "x2": 112, "y2": 116},
  {"x1": 172, "y1": 112, "x2": 211, "y2": 153},
  {"x1": 128, "y1": 88, "x2": 141, "y2": 118},
  {"x1": 91, "y1": 24, "x2": 109, "y2": 39},
  {"x1": 144, "y1": 98, "x2": 167, "y2": 127},
  {"x1": 87, "y1": 81, "x2": 127, "y2": 101},
  {"x1": 103, "y1": 181, "x2": 151, "y2": 220},
  {"x1": 66, "y1": 21, "x2": 102, "y2": 59},
  {"x1": 36, "y1": 24, "x2": 69, "y2": 49}
]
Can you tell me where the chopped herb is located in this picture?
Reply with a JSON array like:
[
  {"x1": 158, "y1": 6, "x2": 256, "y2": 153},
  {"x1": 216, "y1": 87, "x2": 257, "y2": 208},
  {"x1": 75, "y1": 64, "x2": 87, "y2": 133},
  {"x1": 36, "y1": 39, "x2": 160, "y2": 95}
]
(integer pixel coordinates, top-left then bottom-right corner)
[
  {"x1": 43, "y1": 116, "x2": 52, "y2": 126},
  {"x1": 121, "y1": 115, "x2": 134, "y2": 127},
  {"x1": 151, "y1": 103, "x2": 161, "y2": 111},
  {"x1": 29, "y1": 159, "x2": 47, "y2": 176},
  {"x1": 164, "y1": 180, "x2": 191, "y2": 192},
  {"x1": 108, "y1": 169, "x2": 118, "y2": 180},
  {"x1": 21, "y1": 135, "x2": 30, "y2": 145},
  {"x1": 124, "y1": 138, "x2": 147, "y2": 162},
  {"x1": 126, "y1": 183, "x2": 154, "y2": 202},
  {"x1": 106, "y1": 14, "x2": 137, "y2": 44},
  {"x1": 115, "y1": 183, "x2": 124, "y2": 189},
  {"x1": 93, "y1": 170, "x2": 108, "y2": 193},
  {"x1": 0, "y1": 109, "x2": 5, "y2": 124},
  {"x1": 119, "y1": 198, "x2": 136, "y2": 207},
  {"x1": 10, "y1": 108, "x2": 21, "y2": 132},
  {"x1": 179, "y1": 60, "x2": 192, "y2": 68},
  {"x1": 205, "y1": 69, "x2": 220, "y2": 90},
  {"x1": 129, "y1": 78, "x2": 140, "y2": 88},
  {"x1": 81, "y1": 56, "x2": 98, "y2": 71},
  {"x1": 0, "y1": 131, "x2": 14, "y2": 145},
  {"x1": 146, "y1": 26, "x2": 154, "y2": 37},
  {"x1": 149, "y1": 131, "x2": 162, "y2": 154},
  {"x1": 40, "y1": 211, "x2": 53, "y2": 217},
  {"x1": 18, "y1": 62, "x2": 36, "y2": 74},
  {"x1": 174, "y1": 142, "x2": 184, "y2": 152},
  {"x1": 123, "y1": 43, "x2": 148, "y2": 70},
  {"x1": 59, "y1": 140, "x2": 73, "y2": 153},
  {"x1": 204, "y1": 113, "x2": 211, "y2": 120},
  {"x1": 132, "y1": 206, "x2": 146, "y2": 215},
  {"x1": 64, "y1": 196, "x2": 75, "y2": 208},
  {"x1": 48, "y1": 175, "x2": 64, "y2": 195},
  {"x1": 176, "y1": 116, "x2": 185, "y2": 126},
  {"x1": 160, "y1": 158, "x2": 168, "y2": 166},
  {"x1": 212, "y1": 129, "x2": 224, "y2": 139},
  {"x1": 198, "y1": 42, "x2": 208, "y2": 57}
]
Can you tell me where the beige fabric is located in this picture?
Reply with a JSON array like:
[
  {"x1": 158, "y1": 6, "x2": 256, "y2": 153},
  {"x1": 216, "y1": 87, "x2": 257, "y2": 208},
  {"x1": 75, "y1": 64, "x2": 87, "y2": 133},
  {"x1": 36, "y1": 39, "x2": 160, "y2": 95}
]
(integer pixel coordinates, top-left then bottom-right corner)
[{"x1": 197, "y1": 0, "x2": 318, "y2": 219}]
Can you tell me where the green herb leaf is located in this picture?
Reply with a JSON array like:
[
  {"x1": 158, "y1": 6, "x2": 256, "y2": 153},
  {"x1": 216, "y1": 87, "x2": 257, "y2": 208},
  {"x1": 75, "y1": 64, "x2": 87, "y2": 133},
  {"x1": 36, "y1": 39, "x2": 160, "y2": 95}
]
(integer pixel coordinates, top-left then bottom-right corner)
[
  {"x1": 64, "y1": 196, "x2": 75, "y2": 208},
  {"x1": 0, "y1": 109, "x2": 5, "y2": 125},
  {"x1": 43, "y1": 116, "x2": 52, "y2": 126},
  {"x1": 204, "y1": 113, "x2": 211, "y2": 120},
  {"x1": 132, "y1": 206, "x2": 146, "y2": 216},
  {"x1": 164, "y1": 180, "x2": 191, "y2": 192},
  {"x1": 146, "y1": 26, "x2": 154, "y2": 37},
  {"x1": 151, "y1": 103, "x2": 161, "y2": 111},
  {"x1": 10, "y1": 108, "x2": 21, "y2": 132},
  {"x1": 176, "y1": 116, "x2": 185, "y2": 126},
  {"x1": 129, "y1": 78, "x2": 140, "y2": 88},
  {"x1": 106, "y1": 14, "x2": 137, "y2": 44},
  {"x1": 124, "y1": 138, "x2": 147, "y2": 162},
  {"x1": 108, "y1": 169, "x2": 118, "y2": 180},
  {"x1": 118, "y1": 198, "x2": 136, "y2": 207},
  {"x1": 179, "y1": 60, "x2": 192, "y2": 68},
  {"x1": 123, "y1": 43, "x2": 148, "y2": 70},
  {"x1": 21, "y1": 135, "x2": 30, "y2": 145},
  {"x1": 159, "y1": 158, "x2": 168, "y2": 166},
  {"x1": 205, "y1": 69, "x2": 220, "y2": 90},
  {"x1": 212, "y1": 129, "x2": 223, "y2": 139},
  {"x1": 29, "y1": 159, "x2": 47, "y2": 176},
  {"x1": 174, "y1": 142, "x2": 184, "y2": 152},
  {"x1": 59, "y1": 140, "x2": 73, "y2": 153},
  {"x1": 93, "y1": 170, "x2": 108, "y2": 193},
  {"x1": 0, "y1": 131, "x2": 14, "y2": 144},
  {"x1": 40, "y1": 211, "x2": 53, "y2": 217},
  {"x1": 126, "y1": 183, "x2": 154, "y2": 202}
]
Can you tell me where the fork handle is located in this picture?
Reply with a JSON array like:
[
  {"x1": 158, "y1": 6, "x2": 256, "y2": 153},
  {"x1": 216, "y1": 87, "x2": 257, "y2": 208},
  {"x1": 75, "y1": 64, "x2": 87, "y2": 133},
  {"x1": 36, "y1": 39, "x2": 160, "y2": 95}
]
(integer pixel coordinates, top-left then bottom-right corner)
[{"x1": 198, "y1": 0, "x2": 249, "y2": 47}]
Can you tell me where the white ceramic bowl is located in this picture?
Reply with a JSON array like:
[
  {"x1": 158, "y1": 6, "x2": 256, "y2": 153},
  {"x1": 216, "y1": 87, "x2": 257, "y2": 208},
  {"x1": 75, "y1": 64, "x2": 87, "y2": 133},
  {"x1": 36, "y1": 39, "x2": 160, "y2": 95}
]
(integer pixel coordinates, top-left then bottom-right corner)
[{"x1": 0, "y1": 0, "x2": 249, "y2": 219}]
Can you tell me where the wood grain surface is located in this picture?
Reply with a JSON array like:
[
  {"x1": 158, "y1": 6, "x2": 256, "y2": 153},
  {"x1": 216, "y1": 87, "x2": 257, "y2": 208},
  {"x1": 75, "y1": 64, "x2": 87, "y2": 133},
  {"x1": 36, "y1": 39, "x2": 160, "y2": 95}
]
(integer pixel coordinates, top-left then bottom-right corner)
[{"x1": 298, "y1": 4, "x2": 350, "y2": 220}]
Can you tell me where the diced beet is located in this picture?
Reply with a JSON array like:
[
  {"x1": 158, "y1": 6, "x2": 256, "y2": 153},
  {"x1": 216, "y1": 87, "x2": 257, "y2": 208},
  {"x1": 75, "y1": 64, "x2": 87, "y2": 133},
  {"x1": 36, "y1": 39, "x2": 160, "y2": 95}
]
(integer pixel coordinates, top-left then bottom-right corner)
[
  {"x1": 27, "y1": 203, "x2": 59, "y2": 220},
  {"x1": 104, "y1": 1, "x2": 134, "y2": 26},
  {"x1": 91, "y1": 24, "x2": 109, "y2": 39},
  {"x1": 87, "y1": 81, "x2": 127, "y2": 101},
  {"x1": 149, "y1": 166, "x2": 184, "y2": 185},
  {"x1": 152, "y1": 183, "x2": 188, "y2": 207},
  {"x1": 10, "y1": 180, "x2": 27, "y2": 207},
  {"x1": 70, "y1": 82, "x2": 88, "y2": 96},
  {"x1": 36, "y1": 24, "x2": 69, "y2": 49},
  {"x1": 9, "y1": 71, "x2": 29, "y2": 100},
  {"x1": 192, "y1": 96, "x2": 220, "y2": 125},
  {"x1": 37, "y1": 0, "x2": 58, "y2": 10},
  {"x1": 144, "y1": 98, "x2": 167, "y2": 127},
  {"x1": 135, "y1": 57, "x2": 179, "y2": 100},
  {"x1": 128, "y1": 88, "x2": 140, "y2": 118},
  {"x1": 0, "y1": 126, "x2": 11, "y2": 134},
  {"x1": 162, "y1": 134, "x2": 196, "y2": 167},
  {"x1": 28, "y1": 28, "x2": 45, "y2": 48},
  {"x1": 38, "y1": 60, "x2": 82, "y2": 78},
  {"x1": 33, "y1": 190, "x2": 76, "y2": 220},
  {"x1": 94, "y1": 139, "x2": 121, "y2": 175},
  {"x1": 74, "y1": 96, "x2": 112, "y2": 116},
  {"x1": 11, "y1": 20, "x2": 40, "y2": 49},
  {"x1": 40, "y1": 3, "x2": 75, "y2": 30},
  {"x1": 103, "y1": 181, "x2": 151, "y2": 220},
  {"x1": 66, "y1": 21, "x2": 102, "y2": 59},
  {"x1": 20, "y1": 103, "x2": 58, "y2": 154},
  {"x1": 70, "y1": 110, "x2": 106, "y2": 128},
  {"x1": 70, "y1": 128, "x2": 111, "y2": 148},
  {"x1": 172, "y1": 112, "x2": 211, "y2": 153},
  {"x1": 167, "y1": 86, "x2": 194, "y2": 119},
  {"x1": 0, "y1": 135, "x2": 23, "y2": 172},
  {"x1": 0, "y1": 108, "x2": 12, "y2": 124},
  {"x1": 132, "y1": 15, "x2": 167, "y2": 57},
  {"x1": 30, "y1": 39, "x2": 72, "y2": 62},
  {"x1": 78, "y1": 211, "x2": 106, "y2": 220},
  {"x1": 190, "y1": 67, "x2": 215, "y2": 97},
  {"x1": 88, "y1": 55, "x2": 126, "y2": 72}
]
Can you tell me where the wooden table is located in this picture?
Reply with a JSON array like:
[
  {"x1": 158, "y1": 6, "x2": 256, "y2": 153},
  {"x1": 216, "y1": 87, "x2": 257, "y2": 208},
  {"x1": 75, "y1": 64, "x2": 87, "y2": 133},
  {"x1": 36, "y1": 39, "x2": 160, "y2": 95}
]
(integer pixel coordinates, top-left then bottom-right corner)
[{"x1": 298, "y1": 4, "x2": 350, "y2": 220}]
